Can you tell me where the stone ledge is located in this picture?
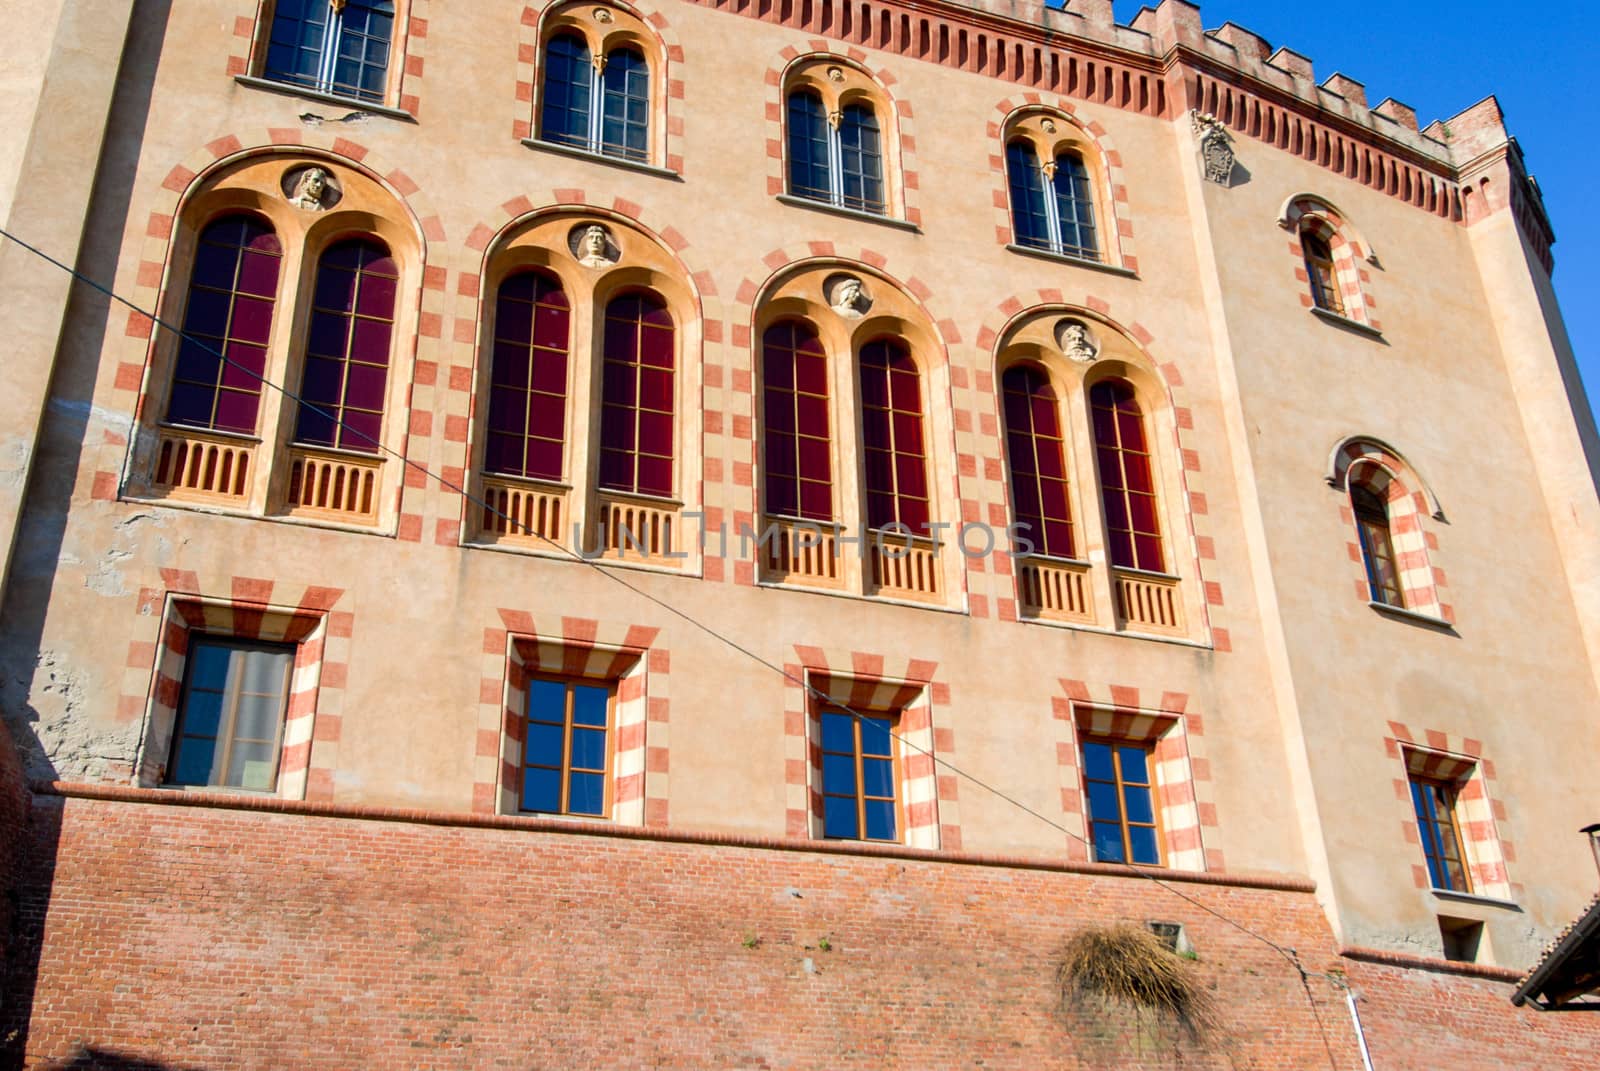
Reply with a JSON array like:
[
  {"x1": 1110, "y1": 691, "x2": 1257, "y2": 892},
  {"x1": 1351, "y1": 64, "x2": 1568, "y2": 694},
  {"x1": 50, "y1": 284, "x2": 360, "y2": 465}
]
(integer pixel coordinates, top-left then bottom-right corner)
[{"x1": 1341, "y1": 944, "x2": 1526, "y2": 983}]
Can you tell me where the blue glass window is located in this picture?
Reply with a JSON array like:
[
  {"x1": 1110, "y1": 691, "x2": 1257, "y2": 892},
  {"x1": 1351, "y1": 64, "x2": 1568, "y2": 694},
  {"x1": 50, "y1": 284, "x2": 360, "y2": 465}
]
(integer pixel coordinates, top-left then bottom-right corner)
[
  {"x1": 1006, "y1": 138, "x2": 1100, "y2": 262},
  {"x1": 1352, "y1": 483, "x2": 1404, "y2": 607},
  {"x1": 820, "y1": 708, "x2": 898, "y2": 843},
  {"x1": 540, "y1": 34, "x2": 594, "y2": 151},
  {"x1": 167, "y1": 638, "x2": 294, "y2": 791},
  {"x1": 262, "y1": 0, "x2": 395, "y2": 105},
  {"x1": 786, "y1": 91, "x2": 832, "y2": 204},
  {"x1": 1410, "y1": 775, "x2": 1470, "y2": 892},
  {"x1": 1082, "y1": 738, "x2": 1161, "y2": 866},
  {"x1": 539, "y1": 37, "x2": 651, "y2": 163},
  {"x1": 785, "y1": 92, "x2": 887, "y2": 216},
  {"x1": 520, "y1": 678, "x2": 612, "y2": 818}
]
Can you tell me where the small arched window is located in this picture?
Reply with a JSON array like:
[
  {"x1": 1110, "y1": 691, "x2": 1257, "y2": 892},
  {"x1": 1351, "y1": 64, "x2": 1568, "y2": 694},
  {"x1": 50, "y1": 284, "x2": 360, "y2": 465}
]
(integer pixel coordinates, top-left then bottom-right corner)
[
  {"x1": 859, "y1": 339, "x2": 929, "y2": 535},
  {"x1": 485, "y1": 270, "x2": 571, "y2": 482},
  {"x1": 1089, "y1": 378, "x2": 1163, "y2": 573},
  {"x1": 598, "y1": 292, "x2": 675, "y2": 498},
  {"x1": 1001, "y1": 364, "x2": 1075, "y2": 559},
  {"x1": 1006, "y1": 140, "x2": 1099, "y2": 261},
  {"x1": 166, "y1": 215, "x2": 283, "y2": 435},
  {"x1": 293, "y1": 238, "x2": 399, "y2": 453},
  {"x1": 762, "y1": 320, "x2": 833, "y2": 522},
  {"x1": 1302, "y1": 226, "x2": 1345, "y2": 315},
  {"x1": 1352, "y1": 482, "x2": 1403, "y2": 607},
  {"x1": 262, "y1": 0, "x2": 396, "y2": 105},
  {"x1": 785, "y1": 93, "x2": 886, "y2": 215},
  {"x1": 539, "y1": 34, "x2": 651, "y2": 163}
]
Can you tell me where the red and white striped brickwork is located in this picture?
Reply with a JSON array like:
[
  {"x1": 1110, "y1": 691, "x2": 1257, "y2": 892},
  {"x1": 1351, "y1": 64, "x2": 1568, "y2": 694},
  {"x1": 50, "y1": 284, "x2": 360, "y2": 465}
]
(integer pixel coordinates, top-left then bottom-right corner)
[
  {"x1": 1385, "y1": 721, "x2": 1516, "y2": 900},
  {"x1": 1332, "y1": 438, "x2": 1452, "y2": 622}
]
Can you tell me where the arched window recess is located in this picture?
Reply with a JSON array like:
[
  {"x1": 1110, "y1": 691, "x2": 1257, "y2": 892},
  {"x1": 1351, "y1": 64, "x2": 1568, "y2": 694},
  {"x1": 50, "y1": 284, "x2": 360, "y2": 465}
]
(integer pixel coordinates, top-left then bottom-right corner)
[
  {"x1": 1004, "y1": 111, "x2": 1107, "y2": 265},
  {"x1": 534, "y1": 7, "x2": 664, "y2": 168},
  {"x1": 781, "y1": 60, "x2": 900, "y2": 221}
]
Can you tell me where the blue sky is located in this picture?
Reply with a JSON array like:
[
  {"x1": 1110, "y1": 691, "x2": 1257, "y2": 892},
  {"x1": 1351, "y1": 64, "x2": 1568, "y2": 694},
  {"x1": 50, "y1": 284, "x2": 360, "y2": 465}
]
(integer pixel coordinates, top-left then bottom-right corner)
[{"x1": 1105, "y1": 0, "x2": 1597, "y2": 427}]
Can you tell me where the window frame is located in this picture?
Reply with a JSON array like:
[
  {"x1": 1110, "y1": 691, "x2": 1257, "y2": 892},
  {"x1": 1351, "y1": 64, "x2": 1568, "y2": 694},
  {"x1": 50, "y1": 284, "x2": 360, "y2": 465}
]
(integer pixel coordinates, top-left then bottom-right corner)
[
  {"x1": 255, "y1": 0, "x2": 406, "y2": 109},
  {"x1": 1352, "y1": 481, "x2": 1405, "y2": 608},
  {"x1": 858, "y1": 337, "x2": 932, "y2": 536},
  {"x1": 483, "y1": 267, "x2": 573, "y2": 485},
  {"x1": 1080, "y1": 735, "x2": 1164, "y2": 867},
  {"x1": 781, "y1": 61, "x2": 898, "y2": 219},
  {"x1": 1000, "y1": 360, "x2": 1077, "y2": 561},
  {"x1": 760, "y1": 318, "x2": 837, "y2": 524},
  {"x1": 1301, "y1": 225, "x2": 1346, "y2": 315},
  {"x1": 596, "y1": 288, "x2": 678, "y2": 500},
  {"x1": 165, "y1": 635, "x2": 295, "y2": 793},
  {"x1": 1088, "y1": 376, "x2": 1166, "y2": 575},
  {"x1": 517, "y1": 673, "x2": 619, "y2": 819},
  {"x1": 534, "y1": 19, "x2": 659, "y2": 167},
  {"x1": 1002, "y1": 112, "x2": 1106, "y2": 264},
  {"x1": 1409, "y1": 773, "x2": 1472, "y2": 893},
  {"x1": 1006, "y1": 140, "x2": 1099, "y2": 262},
  {"x1": 818, "y1": 704, "x2": 904, "y2": 844}
]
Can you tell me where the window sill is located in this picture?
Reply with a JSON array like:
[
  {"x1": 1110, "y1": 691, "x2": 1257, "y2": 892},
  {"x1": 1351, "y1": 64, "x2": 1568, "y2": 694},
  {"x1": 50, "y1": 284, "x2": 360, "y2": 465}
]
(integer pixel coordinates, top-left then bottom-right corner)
[
  {"x1": 1019, "y1": 613, "x2": 1214, "y2": 650},
  {"x1": 1005, "y1": 243, "x2": 1138, "y2": 279},
  {"x1": 122, "y1": 492, "x2": 397, "y2": 539},
  {"x1": 234, "y1": 75, "x2": 417, "y2": 123},
  {"x1": 1310, "y1": 305, "x2": 1384, "y2": 339},
  {"x1": 754, "y1": 578, "x2": 969, "y2": 616},
  {"x1": 1431, "y1": 888, "x2": 1522, "y2": 912},
  {"x1": 1369, "y1": 601, "x2": 1454, "y2": 630},
  {"x1": 463, "y1": 535, "x2": 703, "y2": 579},
  {"x1": 775, "y1": 194, "x2": 921, "y2": 233},
  {"x1": 521, "y1": 138, "x2": 682, "y2": 181}
]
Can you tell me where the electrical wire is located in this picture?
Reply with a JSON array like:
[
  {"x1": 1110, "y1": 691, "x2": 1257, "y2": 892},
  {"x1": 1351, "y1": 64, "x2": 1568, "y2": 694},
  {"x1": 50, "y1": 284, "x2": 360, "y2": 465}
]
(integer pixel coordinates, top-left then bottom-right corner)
[{"x1": 2, "y1": 224, "x2": 1348, "y2": 1056}]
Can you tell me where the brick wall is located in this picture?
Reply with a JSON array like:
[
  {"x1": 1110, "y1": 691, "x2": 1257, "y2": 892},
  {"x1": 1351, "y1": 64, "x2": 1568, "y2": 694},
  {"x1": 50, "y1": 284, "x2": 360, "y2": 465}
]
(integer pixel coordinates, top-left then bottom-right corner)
[
  {"x1": 3, "y1": 789, "x2": 1596, "y2": 1070},
  {"x1": 0, "y1": 726, "x2": 27, "y2": 973}
]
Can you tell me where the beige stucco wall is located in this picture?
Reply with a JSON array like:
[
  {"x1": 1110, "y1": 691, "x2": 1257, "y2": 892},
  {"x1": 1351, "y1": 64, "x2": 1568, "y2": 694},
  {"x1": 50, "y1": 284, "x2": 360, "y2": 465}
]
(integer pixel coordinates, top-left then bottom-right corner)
[{"x1": 1, "y1": 0, "x2": 1593, "y2": 972}]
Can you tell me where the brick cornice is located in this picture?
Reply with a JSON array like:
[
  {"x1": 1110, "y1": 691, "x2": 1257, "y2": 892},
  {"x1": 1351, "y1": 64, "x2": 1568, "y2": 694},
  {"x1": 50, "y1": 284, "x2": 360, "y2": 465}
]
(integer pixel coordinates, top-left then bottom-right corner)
[
  {"x1": 31, "y1": 780, "x2": 1318, "y2": 892},
  {"x1": 1341, "y1": 944, "x2": 1527, "y2": 984}
]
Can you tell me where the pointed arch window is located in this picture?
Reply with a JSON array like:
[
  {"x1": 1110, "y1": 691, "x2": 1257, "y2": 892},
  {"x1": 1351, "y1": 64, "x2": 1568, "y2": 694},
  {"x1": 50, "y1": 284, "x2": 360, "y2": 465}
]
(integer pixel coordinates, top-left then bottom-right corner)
[
  {"x1": 859, "y1": 339, "x2": 929, "y2": 534},
  {"x1": 1001, "y1": 364, "x2": 1075, "y2": 559},
  {"x1": 1006, "y1": 142, "x2": 1098, "y2": 261},
  {"x1": 598, "y1": 292, "x2": 675, "y2": 498},
  {"x1": 485, "y1": 270, "x2": 571, "y2": 482},
  {"x1": 539, "y1": 34, "x2": 650, "y2": 163},
  {"x1": 166, "y1": 216, "x2": 283, "y2": 435},
  {"x1": 1302, "y1": 226, "x2": 1345, "y2": 315},
  {"x1": 1090, "y1": 379, "x2": 1164, "y2": 573},
  {"x1": 786, "y1": 92, "x2": 885, "y2": 215},
  {"x1": 1352, "y1": 482, "x2": 1403, "y2": 607},
  {"x1": 262, "y1": 0, "x2": 396, "y2": 105},
  {"x1": 292, "y1": 238, "x2": 399, "y2": 453},
  {"x1": 762, "y1": 321, "x2": 834, "y2": 522}
]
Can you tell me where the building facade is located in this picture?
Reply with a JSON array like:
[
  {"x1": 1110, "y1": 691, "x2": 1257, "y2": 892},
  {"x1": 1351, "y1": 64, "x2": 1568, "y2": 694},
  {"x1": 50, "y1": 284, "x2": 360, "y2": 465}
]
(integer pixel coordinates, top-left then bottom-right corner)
[{"x1": 2, "y1": 0, "x2": 1598, "y2": 1066}]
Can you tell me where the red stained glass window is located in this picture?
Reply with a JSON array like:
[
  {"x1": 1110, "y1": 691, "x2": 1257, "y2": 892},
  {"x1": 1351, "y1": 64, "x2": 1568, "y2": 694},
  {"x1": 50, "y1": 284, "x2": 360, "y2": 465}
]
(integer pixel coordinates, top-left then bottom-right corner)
[
  {"x1": 1002, "y1": 363, "x2": 1075, "y2": 559},
  {"x1": 166, "y1": 215, "x2": 282, "y2": 434},
  {"x1": 598, "y1": 292, "x2": 675, "y2": 498},
  {"x1": 485, "y1": 270, "x2": 570, "y2": 481},
  {"x1": 1090, "y1": 378, "x2": 1164, "y2": 573},
  {"x1": 859, "y1": 339, "x2": 929, "y2": 534},
  {"x1": 293, "y1": 238, "x2": 399, "y2": 453},
  {"x1": 762, "y1": 320, "x2": 833, "y2": 521}
]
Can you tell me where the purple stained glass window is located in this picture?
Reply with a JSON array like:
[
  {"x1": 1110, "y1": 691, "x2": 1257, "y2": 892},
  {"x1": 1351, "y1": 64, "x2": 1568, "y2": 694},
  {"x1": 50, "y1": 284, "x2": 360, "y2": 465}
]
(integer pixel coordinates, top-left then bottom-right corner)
[
  {"x1": 292, "y1": 238, "x2": 399, "y2": 453},
  {"x1": 858, "y1": 339, "x2": 929, "y2": 535},
  {"x1": 485, "y1": 270, "x2": 570, "y2": 481},
  {"x1": 166, "y1": 215, "x2": 283, "y2": 434},
  {"x1": 762, "y1": 321, "x2": 833, "y2": 522},
  {"x1": 1089, "y1": 378, "x2": 1164, "y2": 573},
  {"x1": 1002, "y1": 364, "x2": 1075, "y2": 559},
  {"x1": 598, "y1": 292, "x2": 674, "y2": 497}
]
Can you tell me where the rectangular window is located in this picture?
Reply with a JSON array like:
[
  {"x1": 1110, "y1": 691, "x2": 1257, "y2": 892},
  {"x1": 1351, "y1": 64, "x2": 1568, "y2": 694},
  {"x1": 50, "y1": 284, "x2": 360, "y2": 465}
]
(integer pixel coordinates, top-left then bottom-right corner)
[
  {"x1": 262, "y1": 0, "x2": 396, "y2": 105},
  {"x1": 520, "y1": 677, "x2": 613, "y2": 818},
  {"x1": 1410, "y1": 774, "x2": 1470, "y2": 892},
  {"x1": 1083, "y1": 737, "x2": 1161, "y2": 866},
  {"x1": 820, "y1": 706, "x2": 899, "y2": 843},
  {"x1": 166, "y1": 638, "x2": 294, "y2": 791}
]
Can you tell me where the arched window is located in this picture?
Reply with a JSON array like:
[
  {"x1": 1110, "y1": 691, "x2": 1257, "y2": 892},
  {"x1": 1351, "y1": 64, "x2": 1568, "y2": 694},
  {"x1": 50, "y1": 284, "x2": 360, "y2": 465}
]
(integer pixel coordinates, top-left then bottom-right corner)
[
  {"x1": 1001, "y1": 364, "x2": 1075, "y2": 559},
  {"x1": 293, "y1": 238, "x2": 399, "y2": 453},
  {"x1": 598, "y1": 292, "x2": 675, "y2": 498},
  {"x1": 762, "y1": 320, "x2": 833, "y2": 522},
  {"x1": 785, "y1": 92, "x2": 886, "y2": 214},
  {"x1": 859, "y1": 339, "x2": 929, "y2": 535},
  {"x1": 262, "y1": 0, "x2": 396, "y2": 105},
  {"x1": 539, "y1": 35, "x2": 651, "y2": 163},
  {"x1": 166, "y1": 215, "x2": 283, "y2": 435},
  {"x1": 1090, "y1": 378, "x2": 1163, "y2": 573},
  {"x1": 485, "y1": 270, "x2": 570, "y2": 482},
  {"x1": 1352, "y1": 482, "x2": 1403, "y2": 607},
  {"x1": 1006, "y1": 141, "x2": 1098, "y2": 261},
  {"x1": 1302, "y1": 226, "x2": 1344, "y2": 314}
]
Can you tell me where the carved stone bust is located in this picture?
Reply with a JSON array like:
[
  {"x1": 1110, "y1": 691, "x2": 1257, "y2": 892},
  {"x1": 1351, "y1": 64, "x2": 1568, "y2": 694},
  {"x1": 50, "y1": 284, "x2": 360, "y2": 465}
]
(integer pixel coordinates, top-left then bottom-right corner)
[
  {"x1": 826, "y1": 274, "x2": 870, "y2": 318},
  {"x1": 1055, "y1": 318, "x2": 1100, "y2": 364},
  {"x1": 572, "y1": 223, "x2": 619, "y2": 268},
  {"x1": 286, "y1": 166, "x2": 334, "y2": 211}
]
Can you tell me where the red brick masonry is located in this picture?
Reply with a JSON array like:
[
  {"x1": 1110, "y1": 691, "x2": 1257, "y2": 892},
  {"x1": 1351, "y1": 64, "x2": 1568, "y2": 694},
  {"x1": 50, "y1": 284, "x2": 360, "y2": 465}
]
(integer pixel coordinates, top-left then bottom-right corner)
[{"x1": 3, "y1": 784, "x2": 1598, "y2": 1069}]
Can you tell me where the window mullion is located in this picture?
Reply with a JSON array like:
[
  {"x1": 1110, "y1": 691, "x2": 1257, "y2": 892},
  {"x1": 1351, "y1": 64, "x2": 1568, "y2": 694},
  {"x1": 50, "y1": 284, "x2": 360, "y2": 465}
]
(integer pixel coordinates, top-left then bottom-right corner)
[
  {"x1": 318, "y1": 6, "x2": 342, "y2": 94},
  {"x1": 854, "y1": 719, "x2": 867, "y2": 837},
  {"x1": 589, "y1": 62, "x2": 604, "y2": 152},
  {"x1": 828, "y1": 126, "x2": 845, "y2": 208},
  {"x1": 560, "y1": 684, "x2": 575, "y2": 814},
  {"x1": 216, "y1": 649, "x2": 246, "y2": 786},
  {"x1": 1042, "y1": 164, "x2": 1065, "y2": 254}
]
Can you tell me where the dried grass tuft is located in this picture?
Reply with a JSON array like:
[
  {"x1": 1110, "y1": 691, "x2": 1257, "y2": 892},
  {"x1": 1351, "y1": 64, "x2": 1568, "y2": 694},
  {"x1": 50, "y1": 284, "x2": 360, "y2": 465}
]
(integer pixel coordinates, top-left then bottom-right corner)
[{"x1": 1057, "y1": 924, "x2": 1216, "y2": 1039}]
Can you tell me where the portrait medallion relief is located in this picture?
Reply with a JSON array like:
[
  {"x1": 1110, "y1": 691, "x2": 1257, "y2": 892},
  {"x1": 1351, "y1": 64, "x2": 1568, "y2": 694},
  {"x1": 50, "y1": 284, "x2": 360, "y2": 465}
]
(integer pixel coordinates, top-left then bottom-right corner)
[
  {"x1": 825, "y1": 273, "x2": 871, "y2": 318},
  {"x1": 281, "y1": 165, "x2": 341, "y2": 211},
  {"x1": 1055, "y1": 318, "x2": 1100, "y2": 364},
  {"x1": 569, "y1": 223, "x2": 620, "y2": 268}
]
